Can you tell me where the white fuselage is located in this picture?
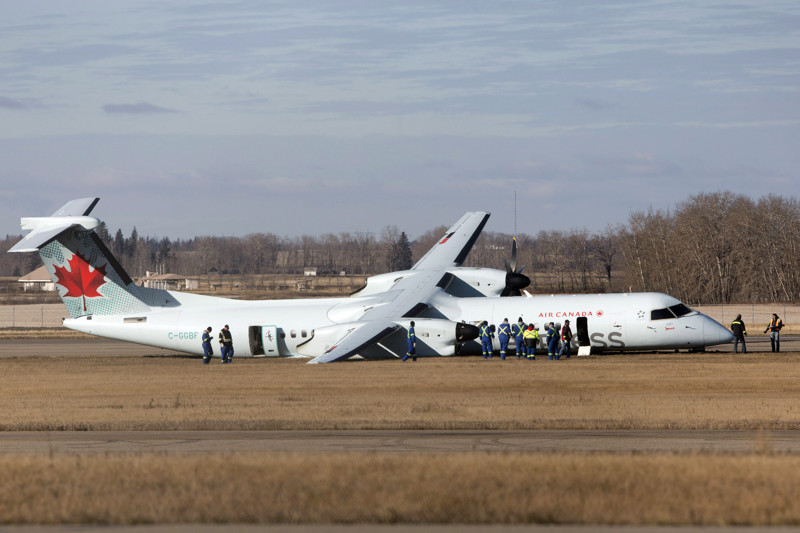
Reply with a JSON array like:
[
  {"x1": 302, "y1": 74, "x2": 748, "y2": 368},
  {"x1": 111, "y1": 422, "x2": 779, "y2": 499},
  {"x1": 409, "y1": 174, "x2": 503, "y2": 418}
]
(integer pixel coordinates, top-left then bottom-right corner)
[{"x1": 64, "y1": 289, "x2": 733, "y2": 357}]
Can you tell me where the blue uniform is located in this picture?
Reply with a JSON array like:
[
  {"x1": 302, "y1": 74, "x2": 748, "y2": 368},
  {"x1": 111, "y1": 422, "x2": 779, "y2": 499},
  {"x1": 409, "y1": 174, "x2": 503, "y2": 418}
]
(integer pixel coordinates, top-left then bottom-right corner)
[
  {"x1": 512, "y1": 321, "x2": 525, "y2": 358},
  {"x1": 402, "y1": 325, "x2": 417, "y2": 362},
  {"x1": 546, "y1": 325, "x2": 559, "y2": 360},
  {"x1": 479, "y1": 324, "x2": 493, "y2": 359},
  {"x1": 497, "y1": 321, "x2": 511, "y2": 360},
  {"x1": 201, "y1": 330, "x2": 213, "y2": 364}
]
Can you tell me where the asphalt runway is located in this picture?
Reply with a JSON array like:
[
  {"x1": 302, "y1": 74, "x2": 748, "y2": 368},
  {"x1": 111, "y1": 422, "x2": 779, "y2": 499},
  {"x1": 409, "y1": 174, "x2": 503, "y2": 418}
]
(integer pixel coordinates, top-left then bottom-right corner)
[{"x1": 1, "y1": 429, "x2": 798, "y2": 455}]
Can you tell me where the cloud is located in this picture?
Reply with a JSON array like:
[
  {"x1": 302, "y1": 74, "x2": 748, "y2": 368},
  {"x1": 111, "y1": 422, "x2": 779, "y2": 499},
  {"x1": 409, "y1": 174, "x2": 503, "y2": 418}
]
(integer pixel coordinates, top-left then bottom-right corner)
[
  {"x1": 0, "y1": 96, "x2": 27, "y2": 110},
  {"x1": 102, "y1": 102, "x2": 178, "y2": 114},
  {"x1": 574, "y1": 98, "x2": 618, "y2": 111}
]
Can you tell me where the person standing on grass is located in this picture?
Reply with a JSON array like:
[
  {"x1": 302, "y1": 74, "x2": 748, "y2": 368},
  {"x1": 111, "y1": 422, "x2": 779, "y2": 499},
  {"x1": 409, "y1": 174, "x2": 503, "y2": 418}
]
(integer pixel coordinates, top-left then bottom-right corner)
[
  {"x1": 479, "y1": 320, "x2": 494, "y2": 359},
  {"x1": 512, "y1": 317, "x2": 525, "y2": 358},
  {"x1": 497, "y1": 318, "x2": 511, "y2": 360},
  {"x1": 764, "y1": 314, "x2": 783, "y2": 352},
  {"x1": 219, "y1": 324, "x2": 234, "y2": 363},
  {"x1": 546, "y1": 322, "x2": 559, "y2": 360},
  {"x1": 402, "y1": 321, "x2": 417, "y2": 362},
  {"x1": 730, "y1": 314, "x2": 747, "y2": 354},
  {"x1": 558, "y1": 319, "x2": 573, "y2": 359},
  {"x1": 201, "y1": 326, "x2": 214, "y2": 364},
  {"x1": 523, "y1": 323, "x2": 539, "y2": 360}
]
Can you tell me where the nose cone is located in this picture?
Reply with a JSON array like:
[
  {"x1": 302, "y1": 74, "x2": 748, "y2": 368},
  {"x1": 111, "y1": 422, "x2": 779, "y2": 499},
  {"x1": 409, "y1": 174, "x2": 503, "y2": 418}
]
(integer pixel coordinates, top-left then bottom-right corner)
[{"x1": 704, "y1": 318, "x2": 735, "y2": 346}]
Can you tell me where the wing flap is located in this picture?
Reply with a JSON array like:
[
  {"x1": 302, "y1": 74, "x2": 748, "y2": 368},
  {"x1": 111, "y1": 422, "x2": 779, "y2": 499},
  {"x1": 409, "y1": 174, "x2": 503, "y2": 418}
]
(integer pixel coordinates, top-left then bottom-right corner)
[{"x1": 307, "y1": 321, "x2": 402, "y2": 364}]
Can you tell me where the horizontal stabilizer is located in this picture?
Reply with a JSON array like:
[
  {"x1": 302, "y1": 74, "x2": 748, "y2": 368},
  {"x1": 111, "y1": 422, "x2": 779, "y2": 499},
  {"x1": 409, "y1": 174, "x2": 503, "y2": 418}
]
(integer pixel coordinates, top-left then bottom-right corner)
[
  {"x1": 9, "y1": 198, "x2": 100, "y2": 253},
  {"x1": 307, "y1": 321, "x2": 402, "y2": 364}
]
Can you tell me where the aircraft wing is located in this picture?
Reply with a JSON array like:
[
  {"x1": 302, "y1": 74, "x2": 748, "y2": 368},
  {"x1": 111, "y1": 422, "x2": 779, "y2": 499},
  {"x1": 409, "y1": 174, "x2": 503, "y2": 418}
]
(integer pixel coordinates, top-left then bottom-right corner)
[
  {"x1": 308, "y1": 321, "x2": 402, "y2": 364},
  {"x1": 309, "y1": 211, "x2": 490, "y2": 362},
  {"x1": 412, "y1": 211, "x2": 489, "y2": 270},
  {"x1": 360, "y1": 211, "x2": 489, "y2": 321}
]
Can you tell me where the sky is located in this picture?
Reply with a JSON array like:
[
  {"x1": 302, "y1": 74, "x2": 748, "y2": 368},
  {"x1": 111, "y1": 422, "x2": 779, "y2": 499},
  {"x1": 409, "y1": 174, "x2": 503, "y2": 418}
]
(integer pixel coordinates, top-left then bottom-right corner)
[{"x1": 1, "y1": 1, "x2": 798, "y2": 241}]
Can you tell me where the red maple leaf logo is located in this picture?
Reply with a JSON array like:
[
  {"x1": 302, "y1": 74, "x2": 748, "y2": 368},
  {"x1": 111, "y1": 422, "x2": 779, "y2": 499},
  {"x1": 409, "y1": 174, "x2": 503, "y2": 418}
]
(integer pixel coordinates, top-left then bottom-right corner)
[{"x1": 53, "y1": 253, "x2": 107, "y2": 311}]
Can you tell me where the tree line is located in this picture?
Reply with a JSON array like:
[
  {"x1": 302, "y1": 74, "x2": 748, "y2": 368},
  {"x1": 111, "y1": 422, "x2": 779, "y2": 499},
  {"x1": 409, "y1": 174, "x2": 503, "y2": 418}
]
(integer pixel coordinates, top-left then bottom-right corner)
[{"x1": 1, "y1": 192, "x2": 799, "y2": 304}]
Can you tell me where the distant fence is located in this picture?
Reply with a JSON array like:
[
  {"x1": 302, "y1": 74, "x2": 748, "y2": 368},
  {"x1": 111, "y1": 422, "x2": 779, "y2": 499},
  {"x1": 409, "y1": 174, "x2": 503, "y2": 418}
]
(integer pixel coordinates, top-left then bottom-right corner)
[
  {"x1": 0, "y1": 304, "x2": 65, "y2": 328},
  {"x1": 694, "y1": 304, "x2": 799, "y2": 330}
]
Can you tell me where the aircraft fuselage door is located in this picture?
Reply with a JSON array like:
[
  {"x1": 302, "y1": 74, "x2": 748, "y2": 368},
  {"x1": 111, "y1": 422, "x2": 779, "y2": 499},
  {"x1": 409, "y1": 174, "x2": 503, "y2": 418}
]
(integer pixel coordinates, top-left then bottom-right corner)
[
  {"x1": 576, "y1": 316, "x2": 590, "y2": 346},
  {"x1": 261, "y1": 325, "x2": 281, "y2": 357}
]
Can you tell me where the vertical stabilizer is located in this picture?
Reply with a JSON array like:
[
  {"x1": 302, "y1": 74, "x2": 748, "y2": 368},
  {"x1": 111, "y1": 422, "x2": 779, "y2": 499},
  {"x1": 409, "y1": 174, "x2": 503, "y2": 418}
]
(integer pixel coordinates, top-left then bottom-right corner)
[
  {"x1": 39, "y1": 228, "x2": 151, "y2": 318},
  {"x1": 10, "y1": 198, "x2": 151, "y2": 318}
]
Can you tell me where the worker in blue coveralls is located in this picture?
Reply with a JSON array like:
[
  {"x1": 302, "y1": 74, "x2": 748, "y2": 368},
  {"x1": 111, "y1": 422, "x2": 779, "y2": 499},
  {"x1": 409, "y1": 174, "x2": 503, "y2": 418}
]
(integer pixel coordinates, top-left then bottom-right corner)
[
  {"x1": 402, "y1": 321, "x2": 417, "y2": 362},
  {"x1": 497, "y1": 318, "x2": 511, "y2": 360},
  {"x1": 546, "y1": 322, "x2": 559, "y2": 360},
  {"x1": 479, "y1": 320, "x2": 494, "y2": 359},
  {"x1": 512, "y1": 317, "x2": 525, "y2": 358},
  {"x1": 201, "y1": 326, "x2": 213, "y2": 364},
  {"x1": 219, "y1": 324, "x2": 234, "y2": 363}
]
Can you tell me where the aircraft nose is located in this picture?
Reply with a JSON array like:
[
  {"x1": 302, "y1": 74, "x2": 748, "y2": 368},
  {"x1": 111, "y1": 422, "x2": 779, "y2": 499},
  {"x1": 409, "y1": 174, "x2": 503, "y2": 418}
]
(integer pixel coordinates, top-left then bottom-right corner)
[{"x1": 704, "y1": 318, "x2": 734, "y2": 346}]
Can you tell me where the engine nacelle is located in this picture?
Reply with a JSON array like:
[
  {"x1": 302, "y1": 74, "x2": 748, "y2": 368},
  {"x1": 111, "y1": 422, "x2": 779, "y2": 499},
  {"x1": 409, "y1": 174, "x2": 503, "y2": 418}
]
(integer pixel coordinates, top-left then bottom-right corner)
[
  {"x1": 350, "y1": 270, "x2": 416, "y2": 297},
  {"x1": 444, "y1": 267, "x2": 507, "y2": 297}
]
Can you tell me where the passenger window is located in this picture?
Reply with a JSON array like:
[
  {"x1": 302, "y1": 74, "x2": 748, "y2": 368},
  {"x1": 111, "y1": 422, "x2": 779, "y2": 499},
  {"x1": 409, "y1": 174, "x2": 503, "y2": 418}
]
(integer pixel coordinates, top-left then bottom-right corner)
[
  {"x1": 290, "y1": 330, "x2": 297, "y2": 338},
  {"x1": 669, "y1": 304, "x2": 692, "y2": 317},
  {"x1": 301, "y1": 330, "x2": 307, "y2": 338},
  {"x1": 650, "y1": 308, "x2": 675, "y2": 320}
]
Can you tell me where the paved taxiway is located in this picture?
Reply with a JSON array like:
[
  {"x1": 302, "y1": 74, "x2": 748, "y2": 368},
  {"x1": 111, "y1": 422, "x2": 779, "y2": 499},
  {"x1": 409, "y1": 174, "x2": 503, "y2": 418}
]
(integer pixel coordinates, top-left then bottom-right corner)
[{"x1": 1, "y1": 429, "x2": 798, "y2": 455}]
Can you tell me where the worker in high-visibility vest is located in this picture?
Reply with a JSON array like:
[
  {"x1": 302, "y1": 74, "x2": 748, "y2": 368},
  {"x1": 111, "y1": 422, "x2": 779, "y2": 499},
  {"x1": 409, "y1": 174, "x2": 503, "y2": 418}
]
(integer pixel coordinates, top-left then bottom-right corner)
[
  {"x1": 764, "y1": 314, "x2": 784, "y2": 352},
  {"x1": 497, "y1": 318, "x2": 511, "y2": 360},
  {"x1": 523, "y1": 324, "x2": 539, "y2": 360},
  {"x1": 479, "y1": 321, "x2": 494, "y2": 359},
  {"x1": 219, "y1": 325, "x2": 234, "y2": 363},
  {"x1": 730, "y1": 314, "x2": 747, "y2": 354}
]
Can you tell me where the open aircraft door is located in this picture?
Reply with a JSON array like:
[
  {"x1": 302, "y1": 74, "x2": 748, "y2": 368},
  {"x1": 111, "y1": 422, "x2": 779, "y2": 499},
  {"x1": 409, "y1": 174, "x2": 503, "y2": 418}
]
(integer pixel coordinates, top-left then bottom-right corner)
[
  {"x1": 575, "y1": 316, "x2": 592, "y2": 357},
  {"x1": 248, "y1": 325, "x2": 283, "y2": 357}
]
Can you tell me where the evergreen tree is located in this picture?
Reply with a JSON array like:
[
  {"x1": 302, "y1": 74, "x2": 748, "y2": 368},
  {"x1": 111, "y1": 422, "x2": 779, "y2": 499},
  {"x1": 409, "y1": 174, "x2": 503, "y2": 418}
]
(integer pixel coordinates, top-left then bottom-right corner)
[
  {"x1": 113, "y1": 229, "x2": 125, "y2": 255},
  {"x1": 391, "y1": 231, "x2": 413, "y2": 270},
  {"x1": 95, "y1": 221, "x2": 110, "y2": 244}
]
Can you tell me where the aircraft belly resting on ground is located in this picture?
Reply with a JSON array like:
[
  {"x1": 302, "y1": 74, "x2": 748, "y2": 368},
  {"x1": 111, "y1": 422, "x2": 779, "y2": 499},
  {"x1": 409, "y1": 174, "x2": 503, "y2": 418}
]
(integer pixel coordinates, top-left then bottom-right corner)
[{"x1": 9, "y1": 198, "x2": 733, "y2": 362}]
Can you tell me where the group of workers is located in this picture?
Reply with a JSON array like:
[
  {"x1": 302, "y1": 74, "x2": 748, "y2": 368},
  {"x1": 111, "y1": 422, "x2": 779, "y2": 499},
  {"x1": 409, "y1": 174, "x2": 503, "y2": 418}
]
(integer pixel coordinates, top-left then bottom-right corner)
[
  {"x1": 201, "y1": 325, "x2": 234, "y2": 364},
  {"x1": 730, "y1": 313, "x2": 785, "y2": 354},
  {"x1": 475, "y1": 317, "x2": 573, "y2": 361},
  {"x1": 200, "y1": 312, "x2": 788, "y2": 363}
]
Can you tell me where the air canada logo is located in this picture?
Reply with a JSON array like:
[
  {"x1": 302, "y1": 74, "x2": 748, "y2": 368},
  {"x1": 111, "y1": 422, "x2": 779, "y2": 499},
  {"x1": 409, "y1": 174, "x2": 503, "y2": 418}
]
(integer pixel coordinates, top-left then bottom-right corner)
[{"x1": 53, "y1": 253, "x2": 107, "y2": 311}]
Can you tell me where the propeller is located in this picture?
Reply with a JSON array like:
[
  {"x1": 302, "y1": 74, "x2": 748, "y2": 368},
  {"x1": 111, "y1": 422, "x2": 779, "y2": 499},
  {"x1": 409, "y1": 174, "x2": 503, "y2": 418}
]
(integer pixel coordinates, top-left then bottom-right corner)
[{"x1": 500, "y1": 237, "x2": 531, "y2": 296}]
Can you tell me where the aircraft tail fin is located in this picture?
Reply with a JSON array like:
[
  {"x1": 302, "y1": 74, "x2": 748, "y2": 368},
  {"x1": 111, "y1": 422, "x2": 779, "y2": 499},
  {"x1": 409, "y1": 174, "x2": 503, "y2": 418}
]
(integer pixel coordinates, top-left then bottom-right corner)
[{"x1": 9, "y1": 198, "x2": 151, "y2": 318}]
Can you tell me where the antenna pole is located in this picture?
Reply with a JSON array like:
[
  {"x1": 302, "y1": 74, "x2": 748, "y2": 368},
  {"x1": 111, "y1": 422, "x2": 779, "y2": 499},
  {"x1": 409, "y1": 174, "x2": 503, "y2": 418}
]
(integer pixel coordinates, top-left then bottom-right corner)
[{"x1": 514, "y1": 190, "x2": 517, "y2": 238}]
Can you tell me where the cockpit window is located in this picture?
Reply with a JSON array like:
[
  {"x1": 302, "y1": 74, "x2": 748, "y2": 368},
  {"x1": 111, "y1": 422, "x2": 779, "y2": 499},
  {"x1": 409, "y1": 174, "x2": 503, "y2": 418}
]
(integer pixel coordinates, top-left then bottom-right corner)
[
  {"x1": 669, "y1": 303, "x2": 692, "y2": 317},
  {"x1": 650, "y1": 308, "x2": 675, "y2": 320}
]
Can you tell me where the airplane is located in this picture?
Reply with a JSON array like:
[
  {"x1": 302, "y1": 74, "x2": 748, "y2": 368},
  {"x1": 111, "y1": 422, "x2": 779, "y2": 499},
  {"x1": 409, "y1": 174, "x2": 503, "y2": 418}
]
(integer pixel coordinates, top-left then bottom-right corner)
[{"x1": 8, "y1": 198, "x2": 734, "y2": 362}]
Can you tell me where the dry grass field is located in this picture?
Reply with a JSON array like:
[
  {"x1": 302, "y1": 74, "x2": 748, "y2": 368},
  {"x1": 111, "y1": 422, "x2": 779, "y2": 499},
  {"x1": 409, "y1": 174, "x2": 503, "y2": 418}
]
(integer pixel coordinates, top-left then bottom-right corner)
[
  {"x1": 3, "y1": 353, "x2": 800, "y2": 432},
  {"x1": 4, "y1": 323, "x2": 800, "y2": 525},
  {"x1": 4, "y1": 452, "x2": 800, "y2": 525}
]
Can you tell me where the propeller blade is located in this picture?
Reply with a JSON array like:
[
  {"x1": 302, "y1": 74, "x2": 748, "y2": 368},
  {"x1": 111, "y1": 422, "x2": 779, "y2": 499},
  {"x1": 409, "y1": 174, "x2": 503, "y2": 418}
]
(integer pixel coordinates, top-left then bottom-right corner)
[{"x1": 510, "y1": 237, "x2": 517, "y2": 272}]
